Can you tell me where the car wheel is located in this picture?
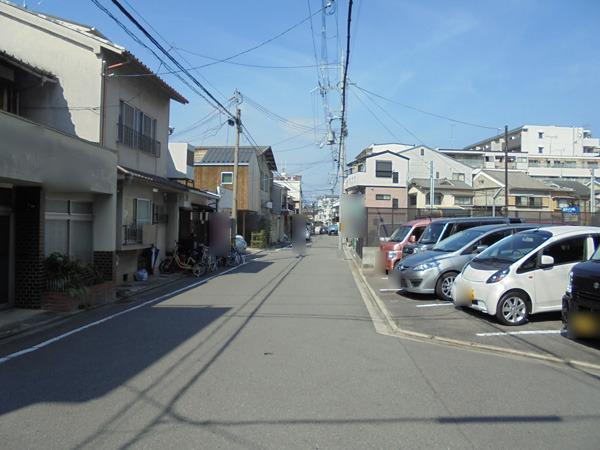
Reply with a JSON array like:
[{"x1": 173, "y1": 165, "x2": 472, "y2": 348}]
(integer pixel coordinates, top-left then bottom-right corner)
[
  {"x1": 435, "y1": 272, "x2": 458, "y2": 301},
  {"x1": 496, "y1": 292, "x2": 529, "y2": 326}
]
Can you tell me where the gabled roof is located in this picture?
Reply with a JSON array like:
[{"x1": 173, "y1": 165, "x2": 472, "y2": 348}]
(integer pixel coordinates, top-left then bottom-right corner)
[
  {"x1": 348, "y1": 149, "x2": 409, "y2": 166},
  {"x1": 410, "y1": 178, "x2": 473, "y2": 191},
  {"x1": 0, "y1": 0, "x2": 187, "y2": 104},
  {"x1": 542, "y1": 179, "x2": 591, "y2": 198},
  {"x1": 476, "y1": 170, "x2": 554, "y2": 191},
  {"x1": 195, "y1": 146, "x2": 277, "y2": 171}
]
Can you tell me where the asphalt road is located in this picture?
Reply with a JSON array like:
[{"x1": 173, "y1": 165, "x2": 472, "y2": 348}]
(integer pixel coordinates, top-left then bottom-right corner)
[{"x1": 1, "y1": 236, "x2": 599, "y2": 449}]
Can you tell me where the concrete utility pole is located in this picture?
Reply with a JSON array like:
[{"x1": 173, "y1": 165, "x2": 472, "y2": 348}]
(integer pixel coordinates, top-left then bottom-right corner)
[
  {"x1": 231, "y1": 91, "x2": 242, "y2": 238},
  {"x1": 429, "y1": 161, "x2": 435, "y2": 208},
  {"x1": 504, "y1": 125, "x2": 509, "y2": 216},
  {"x1": 592, "y1": 168, "x2": 596, "y2": 213}
]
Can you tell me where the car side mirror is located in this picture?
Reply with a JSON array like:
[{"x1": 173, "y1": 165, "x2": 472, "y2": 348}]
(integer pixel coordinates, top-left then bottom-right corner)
[
  {"x1": 540, "y1": 254, "x2": 554, "y2": 268},
  {"x1": 475, "y1": 245, "x2": 488, "y2": 254}
]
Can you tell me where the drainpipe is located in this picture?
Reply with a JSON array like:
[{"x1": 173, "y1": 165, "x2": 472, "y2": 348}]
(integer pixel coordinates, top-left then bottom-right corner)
[{"x1": 100, "y1": 59, "x2": 107, "y2": 146}]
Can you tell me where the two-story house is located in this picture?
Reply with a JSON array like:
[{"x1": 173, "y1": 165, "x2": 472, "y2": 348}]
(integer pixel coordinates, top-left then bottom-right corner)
[
  {"x1": 344, "y1": 150, "x2": 409, "y2": 208},
  {"x1": 0, "y1": 2, "x2": 219, "y2": 293},
  {"x1": 192, "y1": 146, "x2": 277, "y2": 241}
]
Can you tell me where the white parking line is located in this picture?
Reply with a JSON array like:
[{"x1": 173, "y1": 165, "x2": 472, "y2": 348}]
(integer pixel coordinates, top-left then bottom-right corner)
[
  {"x1": 381, "y1": 277, "x2": 388, "y2": 280},
  {"x1": 379, "y1": 288, "x2": 399, "y2": 292},
  {"x1": 476, "y1": 330, "x2": 562, "y2": 337},
  {"x1": 0, "y1": 261, "x2": 252, "y2": 366},
  {"x1": 416, "y1": 303, "x2": 454, "y2": 308}
]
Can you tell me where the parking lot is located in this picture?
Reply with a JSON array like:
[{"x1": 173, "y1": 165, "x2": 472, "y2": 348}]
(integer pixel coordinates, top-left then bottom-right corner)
[{"x1": 364, "y1": 270, "x2": 600, "y2": 366}]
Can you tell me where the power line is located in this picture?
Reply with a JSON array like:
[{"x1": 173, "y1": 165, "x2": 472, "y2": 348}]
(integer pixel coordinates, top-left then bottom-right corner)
[
  {"x1": 243, "y1": 95, "x2": 314, "y2": 131},
  {"x1": 107, "y1": 0, "x2": 235, "y2": 119},
  {"x1": 184, "y1": 3, "x2": 330, "y2": 70},
  {"x1": 353, "y1": 84, "x2": 500, "y2": 131},
  {"x1": 350, "y1": 88, "x2": 403, "y2": 142}
]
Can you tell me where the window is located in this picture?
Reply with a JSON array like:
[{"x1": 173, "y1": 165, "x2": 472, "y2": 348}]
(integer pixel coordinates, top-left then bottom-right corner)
[
  {"x1": 479, "y1": 230, "x2": 512, "y2": 248},
  {"x1": 392, "y1": 198, "x2": 399, "y2": 208},
  {"x1": 538, "y1": 132, "x2": 544, "y2": 139},
  {"x1": 436, "y1": 171, "x2": 440, "y2": 178},
  {"x1": 543, "y1": 236, "x2": 586, "y2": 266},
  {"x1": 515, "y1": 196, "x2": 543, "y2": 208},
  {"x1": 426, "y1": 193, "x2": 442, "y2": 205},
  {"x1": 118, "y1": 101, "x2": 159, "y2": 156},
  {"x1": 375, "y1": 194, "x2": 391, "y2": 201},
  {"x1": 375, "y1": 160, "x2": 393, "y2": 178},
  {"x1": 408, "y1": 195, "x2": 417, "y2": 207},
  {"x1": 420, "y1": 148, "x2": 425, "y2": 156},
  {"x1": 392, "y1": 172, "x2": 399, "y2": 183},
  {"x1": 452, "y1": 173, "x2": 465, "y2": 182},
  {"x1": 221, "y1": 172, "x2": 233, "y2": 184},
  {"x1": 454, "y1": 196, "x2": 473, "y2": 206},
  {"x1": 44, "y1": 200, "x2": 93, "y2": 264},
  {"x1": 135, "y1": 199, "x2": 152, "y2": 226},
  {"x1": 538, "y1": 146, "x2": 544, "y2": 154}
]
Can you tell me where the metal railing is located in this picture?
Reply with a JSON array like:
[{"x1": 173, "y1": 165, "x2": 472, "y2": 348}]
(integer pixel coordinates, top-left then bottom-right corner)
[
  {"x1": 117, "y1": 122, "x2": 161, "y2": 157},
  {"x1": 122, "y1": 224, "x2": 143, "y2": 245}
]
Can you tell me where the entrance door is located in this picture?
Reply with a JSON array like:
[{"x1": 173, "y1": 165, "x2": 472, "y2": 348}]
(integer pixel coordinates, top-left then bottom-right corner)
[{"x1": 0, "y1": 215, "x2": 9, "y2": 305}]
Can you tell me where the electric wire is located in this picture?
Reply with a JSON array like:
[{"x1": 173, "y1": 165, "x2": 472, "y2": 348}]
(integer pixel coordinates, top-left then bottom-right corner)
[{"x1": 353, "y1": 84, "x2": 500, "y2": 131}]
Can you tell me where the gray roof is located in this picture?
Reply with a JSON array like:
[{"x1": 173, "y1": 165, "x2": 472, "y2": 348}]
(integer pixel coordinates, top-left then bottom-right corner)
[
  {"x1": 481, "y1": 170, "x2": 553, "y2": 191},
  {"x1": 542, "y1": 179, "x2": 590, "y2": 198},
  {"x1": 410, "y1": 178, "x2": 473, "y2": 191},
  {"x1": 195, "y1": 146, "x2": 277, "y2": 170}
]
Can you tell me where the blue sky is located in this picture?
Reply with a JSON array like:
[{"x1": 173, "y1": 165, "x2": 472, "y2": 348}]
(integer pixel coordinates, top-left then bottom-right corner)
[{"x1": 30, "y1": 0, "x2": 600, "y2": 199}]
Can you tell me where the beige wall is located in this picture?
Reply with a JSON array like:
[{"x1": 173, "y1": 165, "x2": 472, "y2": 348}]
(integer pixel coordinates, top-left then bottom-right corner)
[
  {"x1": 0, "y1": 3, "x2": 104, "y2": 141},
  {"x1": 364, "y1": 187, "x2": 407, "y2": 208}
]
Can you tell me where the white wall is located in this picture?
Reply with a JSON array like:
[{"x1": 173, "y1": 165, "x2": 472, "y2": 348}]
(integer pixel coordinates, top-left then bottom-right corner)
[
  {"x1": 345, "y1": 153, "x2": 408, "y2": 190},
  {"x1": 521, "y1": 125, "x2": 599, "y2": 157},
  {"x1": 399, "y1": 146, "x2": 474, "y2": 185},
  {"x1": 167, "y1": 142, "x2": 194, "y2": 179}
]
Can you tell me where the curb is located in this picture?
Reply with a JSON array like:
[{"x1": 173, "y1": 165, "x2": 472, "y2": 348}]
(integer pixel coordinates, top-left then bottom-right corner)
[{"x1": 344, "y1": 246, "x2": 600, "y2": 372}]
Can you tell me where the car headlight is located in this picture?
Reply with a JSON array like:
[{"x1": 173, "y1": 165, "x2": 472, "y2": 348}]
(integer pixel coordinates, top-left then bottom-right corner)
[
  {"x1": 387, "y1": 251, "x2": 398, "y2": 260},
  {"x1": 413, "y1": 261, "x2": 439, "y2": 272},
  {"x1": 486, "y1": 267, "x2": 510, "y2": 284},
  {"x1": 566, "y1": 271, "x2": 573, "y2": 294}
]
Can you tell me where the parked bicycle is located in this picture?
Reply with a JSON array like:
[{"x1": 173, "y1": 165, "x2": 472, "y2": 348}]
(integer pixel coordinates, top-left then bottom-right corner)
[
  {"x1": 198, "y1": 244, "x2": 218, "y2": 273},
  {"x1": 159, "y1": 242, "x2": 205, "y2": 277}
]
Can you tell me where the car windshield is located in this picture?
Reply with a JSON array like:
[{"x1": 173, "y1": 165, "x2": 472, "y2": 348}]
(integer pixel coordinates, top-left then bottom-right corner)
[
  {"x1": 474, "y1": 230, "x2": 552, "y2": 264},
  {"x1": 388, "y1": 225, "x2": 412, "y2": 243},
  {"x1": 433, "y1": 229, "x2": 485, "y2": 252},
  {"x1": 592, "y1": 246, "x2": 600, "y2": 261},
  {"x1": 419, "y1": 222, "x2": 446, "y2": 244}
]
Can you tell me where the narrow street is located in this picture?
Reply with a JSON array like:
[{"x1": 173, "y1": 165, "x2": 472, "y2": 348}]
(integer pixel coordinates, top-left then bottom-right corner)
[{"x1": 1, "y1": 236, "x2": 599, "y2": 449}]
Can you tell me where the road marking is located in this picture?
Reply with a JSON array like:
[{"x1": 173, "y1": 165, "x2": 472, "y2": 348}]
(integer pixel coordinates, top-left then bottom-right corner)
[
  {"x1": 379, "y1": 288, "x2": 399, "y2": 292},
  {"x1": 476, "y1": 330, "x2": 562, "y2": 337},
  {"x1": 416, "y1": 303, "x2": 454, "y2": 308},
  {"x1": 381, "y1": 277, "x2": 388, "y2": 280},
  {"x1": 0, "y1": 261, "x2": 252, "y2": 366}
]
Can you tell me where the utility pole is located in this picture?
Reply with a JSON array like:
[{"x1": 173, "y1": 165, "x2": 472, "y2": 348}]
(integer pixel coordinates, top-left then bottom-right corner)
[
  {"x1": 429, "y1": 161, "x2": 435, "y2": 209},
  {"x1": 504, "y1": 125, "x2": 509, "y2": 216},
  {"x1": 592, "y1": 168, "x2": 596, "y2": 214},
  {"x1": 231, "y1": 90, "x2": 242, "y2": 239}
]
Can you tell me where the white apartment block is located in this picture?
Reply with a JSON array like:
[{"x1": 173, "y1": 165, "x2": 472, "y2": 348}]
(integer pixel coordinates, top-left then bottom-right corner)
[
  {"x1": 314, "y1": 195, "x2": 339, "y2": 225},
  {"x1": 441, "y1": 125, "x2": 600, "y2": 180}
]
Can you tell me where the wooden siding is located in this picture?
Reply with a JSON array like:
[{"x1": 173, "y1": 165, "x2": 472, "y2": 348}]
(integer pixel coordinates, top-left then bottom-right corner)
[{"x1": 194, "y1": 165, "x2": 251, "y2": 211}]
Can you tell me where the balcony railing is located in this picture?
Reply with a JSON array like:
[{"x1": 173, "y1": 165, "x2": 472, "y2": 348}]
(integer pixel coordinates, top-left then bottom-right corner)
[
  {"x1": 117, "y1": 122, "x2": 161, "y2": 157},
  {"x1": 122, "y1": 224, "x2": 143, "y2": 245}
]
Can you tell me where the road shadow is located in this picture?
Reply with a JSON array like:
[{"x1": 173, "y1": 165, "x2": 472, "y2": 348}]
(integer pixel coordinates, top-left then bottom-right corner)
[{"x1": 0, "y1": 305, "x2": 230, "y2": 417}]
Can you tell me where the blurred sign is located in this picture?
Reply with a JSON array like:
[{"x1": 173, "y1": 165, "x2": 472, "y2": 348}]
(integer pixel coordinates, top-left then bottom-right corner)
[{"x1": 561, "y1": 206, "x2": 579, "y2": 214}]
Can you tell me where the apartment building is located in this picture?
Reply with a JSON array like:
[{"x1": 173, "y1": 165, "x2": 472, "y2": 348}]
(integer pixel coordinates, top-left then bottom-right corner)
[
  {"x1": 273, "y1": 174, "x2": 303, "y2": 214},
  {"x1": 408, "y1": 179, "x2": 474, "y2": 209},
  {"x1": 314, "y1": 195, "x2": 339, "y2": 225},
  {"x1": 441, "y1": 125, "x2": 600, "y2": 180}
]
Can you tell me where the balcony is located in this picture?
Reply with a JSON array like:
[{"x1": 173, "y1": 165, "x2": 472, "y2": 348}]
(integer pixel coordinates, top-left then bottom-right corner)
[
  {"x1": 122, "y1": 224, "x2": 142, "y2": 245},
  {"x1": 117, "y1": 122, "x2": 161, "y2": 157}
]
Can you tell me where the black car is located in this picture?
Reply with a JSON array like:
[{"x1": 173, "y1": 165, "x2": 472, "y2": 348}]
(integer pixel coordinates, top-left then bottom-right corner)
[
  {"x1": 562, "y1": 246, "x2": 600, "y2": 339},
  {"x1": 402, "y1": 216, "x2": 525, "y2": 258}
]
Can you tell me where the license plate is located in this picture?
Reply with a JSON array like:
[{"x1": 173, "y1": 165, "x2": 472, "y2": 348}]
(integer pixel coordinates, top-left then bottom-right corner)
[{"x1": 571, "y1": 313, "x2": 600, "y2": 337}]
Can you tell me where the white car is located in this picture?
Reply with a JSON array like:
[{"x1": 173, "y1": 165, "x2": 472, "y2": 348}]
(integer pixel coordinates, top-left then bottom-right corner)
[{"x1": 452, "y1": 226, "x2": 600, "y2": 325}]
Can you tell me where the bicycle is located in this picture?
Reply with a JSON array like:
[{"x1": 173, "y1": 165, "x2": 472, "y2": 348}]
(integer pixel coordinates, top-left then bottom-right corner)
[
  {"x1": 159, "y1": 242, "x2": 206, "y2": 277},
  {"x1": 198, "y1": 244, "x2": 218, "y2": 273}
]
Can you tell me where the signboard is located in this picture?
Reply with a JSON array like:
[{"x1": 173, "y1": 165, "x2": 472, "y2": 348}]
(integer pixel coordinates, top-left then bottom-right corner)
[{"x1": 561, "y1": 206, "x2": 580, "y2": 214}]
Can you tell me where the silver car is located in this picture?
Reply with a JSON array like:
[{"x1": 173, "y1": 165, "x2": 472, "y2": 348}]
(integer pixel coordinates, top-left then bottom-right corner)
[{"x1": 393, "y1": 224, "x2": 537, "y2": 300}]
